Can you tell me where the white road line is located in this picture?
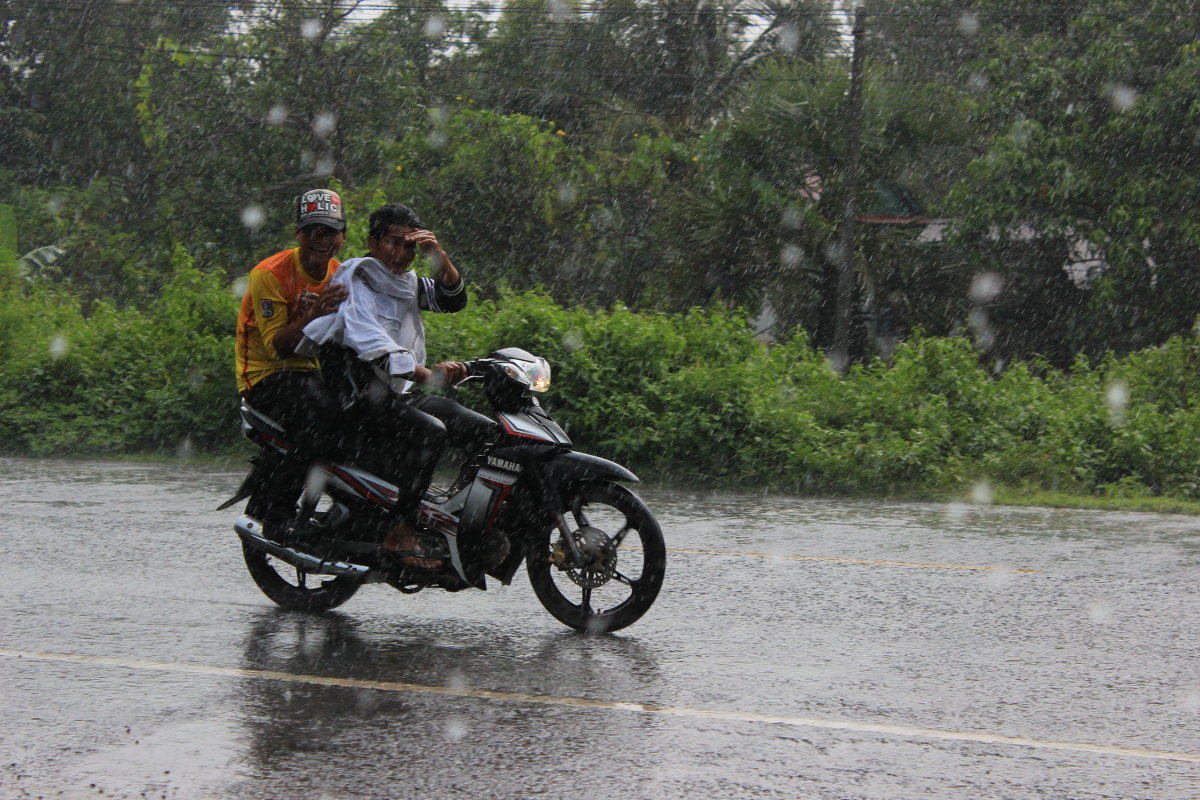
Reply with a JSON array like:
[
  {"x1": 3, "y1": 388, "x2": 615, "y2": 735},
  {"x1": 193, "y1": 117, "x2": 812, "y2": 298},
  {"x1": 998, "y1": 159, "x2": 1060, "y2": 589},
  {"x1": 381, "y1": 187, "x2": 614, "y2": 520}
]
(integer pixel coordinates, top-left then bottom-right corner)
[{"x1": 3, "y1": 647, "x2": 1193, "y2": 763}]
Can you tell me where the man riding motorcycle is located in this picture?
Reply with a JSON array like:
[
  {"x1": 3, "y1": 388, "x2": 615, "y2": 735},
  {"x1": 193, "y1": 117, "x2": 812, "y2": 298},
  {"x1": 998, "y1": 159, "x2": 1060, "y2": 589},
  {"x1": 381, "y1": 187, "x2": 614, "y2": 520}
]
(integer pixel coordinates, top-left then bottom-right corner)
[{"x1": 297, "y1": 202, "x2": 493, "y2": 569}]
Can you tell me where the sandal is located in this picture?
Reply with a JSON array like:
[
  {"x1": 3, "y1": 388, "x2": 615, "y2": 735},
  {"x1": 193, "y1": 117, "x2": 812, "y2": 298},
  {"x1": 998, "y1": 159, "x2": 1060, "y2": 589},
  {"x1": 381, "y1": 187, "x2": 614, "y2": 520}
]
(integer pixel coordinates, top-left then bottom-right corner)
[{"x1": 385, "y1": 548, "x2": 444, "y2": 571}]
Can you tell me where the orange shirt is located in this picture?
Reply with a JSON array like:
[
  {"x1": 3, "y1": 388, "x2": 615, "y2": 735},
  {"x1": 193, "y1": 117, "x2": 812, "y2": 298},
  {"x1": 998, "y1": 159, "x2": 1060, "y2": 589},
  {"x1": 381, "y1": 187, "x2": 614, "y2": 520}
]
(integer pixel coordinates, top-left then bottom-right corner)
[{"x1": 235, "y1": 248, "x2": 340, "y2": 393}]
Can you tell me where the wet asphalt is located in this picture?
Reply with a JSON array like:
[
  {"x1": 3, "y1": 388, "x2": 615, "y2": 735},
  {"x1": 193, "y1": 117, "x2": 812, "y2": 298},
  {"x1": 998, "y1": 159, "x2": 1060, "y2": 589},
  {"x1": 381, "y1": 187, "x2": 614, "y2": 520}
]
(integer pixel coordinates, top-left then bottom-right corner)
[{"x1": 2, "y1": 456, "x2": 1200, "y2": 799}]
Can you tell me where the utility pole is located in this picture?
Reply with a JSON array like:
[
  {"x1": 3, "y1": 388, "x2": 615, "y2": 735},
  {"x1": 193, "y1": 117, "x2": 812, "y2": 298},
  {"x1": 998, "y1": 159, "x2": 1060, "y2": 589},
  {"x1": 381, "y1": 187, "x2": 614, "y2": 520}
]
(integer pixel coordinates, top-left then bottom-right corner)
[{"x1": 830, "y1": 6, "x2": 867, "y2": 373}]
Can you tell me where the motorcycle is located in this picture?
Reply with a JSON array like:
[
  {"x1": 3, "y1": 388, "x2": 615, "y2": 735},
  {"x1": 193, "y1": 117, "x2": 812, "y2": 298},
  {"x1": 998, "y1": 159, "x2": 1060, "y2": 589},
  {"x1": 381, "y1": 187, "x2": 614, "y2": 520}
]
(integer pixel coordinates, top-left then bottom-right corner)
[{"x1": 220, "y1": 347, "x2": 665, "y2": 634}]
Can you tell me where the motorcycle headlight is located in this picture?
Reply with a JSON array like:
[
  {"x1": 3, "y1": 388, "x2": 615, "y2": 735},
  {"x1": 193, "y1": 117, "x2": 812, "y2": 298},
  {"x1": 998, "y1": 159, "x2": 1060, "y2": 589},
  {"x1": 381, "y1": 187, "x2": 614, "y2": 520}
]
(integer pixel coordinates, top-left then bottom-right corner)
[
  {"x1": 524, "y1": 356, "x2": 552, "y2": 393},
  {"x1": 499, "y1": 356, "x2": 552, "y2": 393}
]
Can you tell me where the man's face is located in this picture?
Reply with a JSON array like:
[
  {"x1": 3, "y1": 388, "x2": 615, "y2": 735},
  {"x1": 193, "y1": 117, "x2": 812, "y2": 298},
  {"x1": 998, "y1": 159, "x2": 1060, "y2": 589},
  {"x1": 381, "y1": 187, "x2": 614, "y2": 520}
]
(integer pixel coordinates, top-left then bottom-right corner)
[
  {"x1": 295, "y1": 223, "x2": 346, "y2": 277},
  {"x1": 369, "y1": 224, "x2": 419, "y2": 274}
]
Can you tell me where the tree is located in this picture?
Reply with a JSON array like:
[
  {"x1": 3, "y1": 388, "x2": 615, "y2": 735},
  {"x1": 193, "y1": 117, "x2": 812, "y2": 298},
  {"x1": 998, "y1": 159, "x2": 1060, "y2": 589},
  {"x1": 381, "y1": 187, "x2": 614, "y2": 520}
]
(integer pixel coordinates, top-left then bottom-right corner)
[
  {"x1": 369, "y1": 107, "x2": 595, "y2": 299},
  {"x1": 945, "y1": 0, "x2": 1200, "y2": 361},
  {"x1": 0, "y1": 0, "x2": 231, "y2": 184},
  {"x1": 463, "y1": 0, "x2": 840, "y2": 140}
]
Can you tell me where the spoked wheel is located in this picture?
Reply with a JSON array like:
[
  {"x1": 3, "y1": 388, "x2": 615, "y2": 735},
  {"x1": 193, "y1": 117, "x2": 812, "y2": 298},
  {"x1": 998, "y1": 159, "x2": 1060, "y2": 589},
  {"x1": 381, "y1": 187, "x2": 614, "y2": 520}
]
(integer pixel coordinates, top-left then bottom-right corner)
[
  {"x1": 242, "y1": 541, "x2": 364, "y2": 612},
  {"x1": 526, "y1": 482, "x2": 665, "y2": 634}
]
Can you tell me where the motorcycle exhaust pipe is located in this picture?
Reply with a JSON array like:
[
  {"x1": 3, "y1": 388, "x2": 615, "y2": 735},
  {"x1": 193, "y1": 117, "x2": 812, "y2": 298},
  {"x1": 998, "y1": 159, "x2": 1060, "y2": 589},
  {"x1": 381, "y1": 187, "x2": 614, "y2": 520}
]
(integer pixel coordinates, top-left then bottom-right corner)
[{"x1": 234, "y1": 515, "x2": 371, "y2": 579}]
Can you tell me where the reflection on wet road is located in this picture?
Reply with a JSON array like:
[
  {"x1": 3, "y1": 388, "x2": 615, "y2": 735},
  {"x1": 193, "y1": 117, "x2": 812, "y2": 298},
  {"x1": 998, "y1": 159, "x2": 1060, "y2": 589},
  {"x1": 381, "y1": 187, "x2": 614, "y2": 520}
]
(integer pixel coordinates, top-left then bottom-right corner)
[{"x1": 2, "y1": 457, "x2": 1200, "y2": 799}]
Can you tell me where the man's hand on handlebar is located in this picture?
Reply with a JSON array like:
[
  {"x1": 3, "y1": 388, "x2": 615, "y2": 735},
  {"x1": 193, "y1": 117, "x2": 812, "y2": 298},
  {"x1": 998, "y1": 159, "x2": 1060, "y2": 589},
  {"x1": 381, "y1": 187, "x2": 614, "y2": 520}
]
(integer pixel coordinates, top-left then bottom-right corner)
[
  {"x1": 412, "y1": 361, "x2": 469, "y2": 388},
  {"x1": 434, "y1": 361, "x2": 469, "y2": 385}
]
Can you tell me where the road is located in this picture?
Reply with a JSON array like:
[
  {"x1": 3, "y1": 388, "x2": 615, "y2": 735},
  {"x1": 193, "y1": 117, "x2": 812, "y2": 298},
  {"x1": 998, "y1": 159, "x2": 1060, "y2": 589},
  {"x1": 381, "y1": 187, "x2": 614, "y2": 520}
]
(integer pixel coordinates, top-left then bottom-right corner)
[{"x1": 2, "y1": 457, "x2": 1199, "y2": 799}]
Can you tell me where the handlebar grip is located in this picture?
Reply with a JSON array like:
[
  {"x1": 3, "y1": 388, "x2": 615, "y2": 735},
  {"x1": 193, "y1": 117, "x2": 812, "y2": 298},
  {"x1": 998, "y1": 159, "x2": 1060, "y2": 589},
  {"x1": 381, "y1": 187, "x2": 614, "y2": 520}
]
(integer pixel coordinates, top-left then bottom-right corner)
[{"x1": 448, "y1": 360, "x2": 485, "y2": 388}]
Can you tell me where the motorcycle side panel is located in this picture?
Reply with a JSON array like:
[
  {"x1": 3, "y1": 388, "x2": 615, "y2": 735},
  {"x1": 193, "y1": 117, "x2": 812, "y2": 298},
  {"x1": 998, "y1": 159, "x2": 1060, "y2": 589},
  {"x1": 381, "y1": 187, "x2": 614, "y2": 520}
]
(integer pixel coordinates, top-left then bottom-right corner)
[
  {"x1": 459, "y1": 464, "x2": 520, "y2": 537},
  {"x1": 496, "y1": 409, "x2": 571, "y2": 445},
  {"x1": 321, "y1": 463, "x2": 400, "y2": 510}
]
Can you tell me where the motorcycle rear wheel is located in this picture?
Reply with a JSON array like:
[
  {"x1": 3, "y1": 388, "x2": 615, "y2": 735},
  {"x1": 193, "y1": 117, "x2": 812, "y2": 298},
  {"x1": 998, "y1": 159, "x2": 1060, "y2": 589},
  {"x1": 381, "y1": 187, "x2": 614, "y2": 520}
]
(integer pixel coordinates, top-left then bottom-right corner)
[
  {"x1": 526, "y1": 482, "x2": 665, "y2": 634},
  {"x1": 242, "y1": 541, "x2": 364, "y2": 612}
]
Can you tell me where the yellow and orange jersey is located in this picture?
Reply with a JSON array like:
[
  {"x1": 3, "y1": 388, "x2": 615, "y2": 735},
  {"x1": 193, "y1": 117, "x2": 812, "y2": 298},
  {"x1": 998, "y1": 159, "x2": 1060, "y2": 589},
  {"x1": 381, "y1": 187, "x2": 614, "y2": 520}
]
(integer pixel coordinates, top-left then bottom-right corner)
[{"x1": 235, "y1": 248, "x2": 340, "y2": 393}]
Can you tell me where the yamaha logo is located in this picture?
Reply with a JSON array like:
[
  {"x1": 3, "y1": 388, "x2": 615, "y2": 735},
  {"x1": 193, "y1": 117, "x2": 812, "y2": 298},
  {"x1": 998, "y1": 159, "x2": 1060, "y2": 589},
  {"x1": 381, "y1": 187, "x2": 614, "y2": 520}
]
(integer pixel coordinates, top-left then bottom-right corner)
[{"x1": 487, "y1": 456, "x2": 521, "y2": 473}]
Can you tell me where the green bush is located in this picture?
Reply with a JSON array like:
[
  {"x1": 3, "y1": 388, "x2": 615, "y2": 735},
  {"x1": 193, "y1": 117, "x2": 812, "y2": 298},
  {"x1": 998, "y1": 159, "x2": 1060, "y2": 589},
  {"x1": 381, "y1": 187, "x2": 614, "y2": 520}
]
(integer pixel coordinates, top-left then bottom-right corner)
[
  {"x1": 5, "y1": 274, "x2": 1200, "y2": 501},
  {"x1": 0, "y1": 258, "x2": 237, "y2": 456}
]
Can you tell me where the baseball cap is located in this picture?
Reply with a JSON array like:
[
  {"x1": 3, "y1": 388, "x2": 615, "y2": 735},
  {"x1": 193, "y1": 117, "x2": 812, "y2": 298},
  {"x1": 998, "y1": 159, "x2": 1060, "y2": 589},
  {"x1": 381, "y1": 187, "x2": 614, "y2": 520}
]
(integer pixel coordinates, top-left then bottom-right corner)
[{"x1": 295, "y1": 189, "x2": 346, "y2": 231}]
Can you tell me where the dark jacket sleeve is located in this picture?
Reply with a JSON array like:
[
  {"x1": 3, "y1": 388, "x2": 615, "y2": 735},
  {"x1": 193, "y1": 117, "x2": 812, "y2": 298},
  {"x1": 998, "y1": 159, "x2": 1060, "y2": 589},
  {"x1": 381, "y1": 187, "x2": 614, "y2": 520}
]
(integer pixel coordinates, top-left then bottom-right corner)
[{"x1": 418, "y1": 275, "x2": 467, "y2": 313}]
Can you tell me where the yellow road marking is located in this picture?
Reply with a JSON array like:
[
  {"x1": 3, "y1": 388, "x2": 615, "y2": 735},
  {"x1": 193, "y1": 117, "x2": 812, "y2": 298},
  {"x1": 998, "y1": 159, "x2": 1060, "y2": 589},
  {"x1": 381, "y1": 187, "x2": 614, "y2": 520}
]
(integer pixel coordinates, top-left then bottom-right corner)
[
  {"x1": 663, "y1": 546, "x2": 1040, "y2": 573},
  {"x1": 2, "y1": 648, "x2": 1190, "y2": 763}
]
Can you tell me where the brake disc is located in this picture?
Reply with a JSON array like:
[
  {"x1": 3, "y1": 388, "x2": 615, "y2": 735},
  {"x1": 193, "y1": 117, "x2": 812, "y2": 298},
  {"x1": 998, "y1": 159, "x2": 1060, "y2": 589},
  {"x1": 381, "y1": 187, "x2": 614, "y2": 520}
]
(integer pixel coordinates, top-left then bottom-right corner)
[{"x1": 564, "y1": 526, "x2": 617, "y2": 589}]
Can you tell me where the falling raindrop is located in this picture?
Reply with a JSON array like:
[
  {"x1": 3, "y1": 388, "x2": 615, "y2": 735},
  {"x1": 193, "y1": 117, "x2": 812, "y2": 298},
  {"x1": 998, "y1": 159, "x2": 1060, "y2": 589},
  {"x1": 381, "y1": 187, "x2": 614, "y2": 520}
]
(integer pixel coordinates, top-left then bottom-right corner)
[
  {"x1": 231, "y1": 276, "x2": 248, "y2": 298},
  {"x1": 1108, "y1": 84, "x2": 1137, "y2": 113},
  {"x1": 1009, "y1": 119, "x2": 1036, "y2": 147},
  {"x1": 314, "y1": 155, "x2": 335, "y2": 176},
  {"x1": 779, "y1": 23, "x2": 799, "y2": 52},
  {"x1": 355, "y1": 690, "x2": 379, "y2": 712},
  {"x1": 424, "y1": 15, "x2": 446, "y2": 38},
  {"x1": 971, "y1": 481, "x2": 994, "y2": 505},
  {"x1": 970, "y1": 309, "x2": 995, "y2": 349},
  {"x1": 313, "y1": 111, "x2": 337, "y2": 137},
  {"x1": 444, "y1": 716, "x2": 468, "y2": 742},
  {"x1": 266, "y1": 104, "x2": 288, "y2": 126},
  {"x1": 176, "y1": 437, "x2": 194, "y2": 461},
  {"x1": 241, "y1": 204, "x2": 266, "y2": 232},
  {"x1": 428, "y1": 130, "x2": 447, "y2": 149},
  {"x1": 1086, "y1": 599, "x2": 1113, "y2": 623},
  {"x1": 590, "y1": 208, "x2": 614, "y2": 230},
  {"x1": 561, "y1": 330, "x2": 584, "y2": 352},
  {"x1": 958, "y1": 11, "x2": 980, "y2": 35},
  {"x1": 780, "y1": 207, "x2": 803, "y2": 229},
  {"x1": 49, "y1": 335, "x2": 68, "y2": 358},
  {"x1": 548, "y1": 0, "x2": 570, "y2": 22},
  {"x1": 1106, "y1": 380, "x2": 1128, "y2": 425},
  {"x1": 824, "y1": 242, "x2": 847, "y2": 265},
  {"x1": 301, "y1": 18, "x2": 322, "y2": 40},
  {"x1": 780, "y1": 244, "x2": 803, "y2": 267},
  {"x1": 557, "y1": 183, "x2": 577, "y2": 205},
  {"x1": 969, "y1": 272, "x2": 1003, "y2": 304},
  {"x1": 984, "y1": 566, "x2": 1014, "y2": 588}
]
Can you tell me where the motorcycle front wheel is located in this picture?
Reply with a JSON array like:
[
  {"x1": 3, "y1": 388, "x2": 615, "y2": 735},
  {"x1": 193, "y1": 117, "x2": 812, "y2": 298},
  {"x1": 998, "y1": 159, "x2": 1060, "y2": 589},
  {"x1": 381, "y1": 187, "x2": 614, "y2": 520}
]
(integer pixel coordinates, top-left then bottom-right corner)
[
  {"x1": 242, "y1": 541, "x2": 364, "y2": 612},
  {"x1": 526, "y1": 482, "x2": 665, "y2": 634}
]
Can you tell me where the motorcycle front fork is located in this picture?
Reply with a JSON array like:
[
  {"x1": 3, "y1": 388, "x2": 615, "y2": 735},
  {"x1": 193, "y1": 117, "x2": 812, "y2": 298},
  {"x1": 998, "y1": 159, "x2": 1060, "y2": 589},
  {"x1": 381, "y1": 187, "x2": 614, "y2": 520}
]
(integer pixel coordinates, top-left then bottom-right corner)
[{"x1": 551, "y1": 511, "x2": 587, "y2": 568}]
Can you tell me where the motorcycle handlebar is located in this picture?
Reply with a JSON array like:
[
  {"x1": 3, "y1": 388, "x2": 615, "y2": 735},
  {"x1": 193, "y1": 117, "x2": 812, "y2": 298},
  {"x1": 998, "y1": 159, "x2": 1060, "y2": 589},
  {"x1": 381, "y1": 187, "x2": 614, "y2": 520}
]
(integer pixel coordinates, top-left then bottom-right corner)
[{"x1": 450, "y1": 359, "x2": 488, "y2": 388}]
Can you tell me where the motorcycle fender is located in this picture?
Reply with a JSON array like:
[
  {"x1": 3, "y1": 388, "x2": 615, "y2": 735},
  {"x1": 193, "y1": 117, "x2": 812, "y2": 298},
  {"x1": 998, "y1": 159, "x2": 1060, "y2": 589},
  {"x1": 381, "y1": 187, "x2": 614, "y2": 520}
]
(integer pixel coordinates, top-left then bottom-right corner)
[
  {"x1": 217, "y1": 477, "x2": 255, "y2": 511},
  {"x1": 544, "y1": 451, "x2": 639, "y2": 484},
  {"x1": 217, "y1": 454, "x2": 274, "y2": 511}
]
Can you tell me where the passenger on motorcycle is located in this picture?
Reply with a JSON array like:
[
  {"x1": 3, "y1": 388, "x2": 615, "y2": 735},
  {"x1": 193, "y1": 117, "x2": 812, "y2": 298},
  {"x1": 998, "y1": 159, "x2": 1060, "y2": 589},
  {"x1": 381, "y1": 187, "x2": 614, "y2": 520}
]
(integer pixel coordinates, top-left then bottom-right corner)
[
  {"x1": 234, "y1": 190, "x2": 350, "y2": 503},
  {"x1": 298, "y1": 202, "x2": 496, "y2": 570}
]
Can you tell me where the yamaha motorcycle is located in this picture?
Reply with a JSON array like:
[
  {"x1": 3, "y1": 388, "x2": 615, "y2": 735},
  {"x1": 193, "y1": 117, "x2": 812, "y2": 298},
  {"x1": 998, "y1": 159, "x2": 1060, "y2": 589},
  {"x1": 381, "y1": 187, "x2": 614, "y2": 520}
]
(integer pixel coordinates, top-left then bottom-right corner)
[{"x1": 221, "y1": 347, "x2": 665, "y2": 633}]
